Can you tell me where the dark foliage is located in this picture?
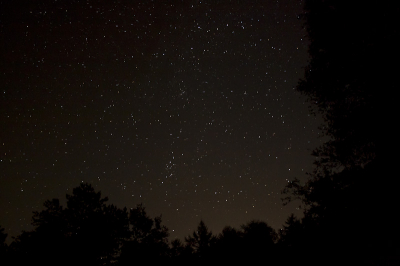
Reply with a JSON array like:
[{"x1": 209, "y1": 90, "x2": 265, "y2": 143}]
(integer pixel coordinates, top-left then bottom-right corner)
[
  {"x1": 297, "y1": 1, "x2": 398, "y2": 170},
  {"x1": 180, "y1": 219, "x2": 278, "y2": 265},
  {"x1": 2, "y1": 196, "x2": 284, "y2": 266},
  {"x1": 4, "y1": 184, "x2": 171, "y2": 266},
  {"x1": 7, "y1": 183, "x2": 129, "y2": 266},
  {"x1": 0, "y1": 225, "x2": 7, "y2": 263},
  {"x1": 184, "y1": 220, "x2": 216, "y2": 258},
  {"x1": 281, "y1": 1, "x2": 400, "y2": 265},
  {"x1": 214, "y1": 226, "x2": 243, "y2": 264},
  {"x1": 118, "y1": 204, "x2": 170, "y2": 265}
]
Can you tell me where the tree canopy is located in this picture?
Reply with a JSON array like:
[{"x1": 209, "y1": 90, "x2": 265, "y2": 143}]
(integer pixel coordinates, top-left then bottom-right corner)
[
  {"x1": 281, "y1": 1, "x2": 399, "y2": 265},
  {"x1": 4, "y1": 183, "x2": 170, "y2": 266},
  {"x1": 1, "y1": 185, "x2": 282, "y2": 265},
  {"x1": 297, "y1": 1, "x2": 397, "y2": 170}
]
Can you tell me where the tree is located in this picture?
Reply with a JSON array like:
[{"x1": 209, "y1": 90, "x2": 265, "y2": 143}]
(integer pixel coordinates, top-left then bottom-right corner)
[
  {"x1": 118, "y1": 204, "x2": 170, "y2": 265},
  {"x1": 9, "y1": 183, "x2": 129, "y2": 266},
  {"x1": 278, "y1": 214, "x2": 302, "y2": 248},
  {"x1": 169, "y1": 238, "x2": 193, "y2": 265},
  {"x1": 217, "y1": 226, "x2": 242, "y2": 250},
  {"x1": 239, "y1": 220, "x2": 278, "y2": 264},
  {"x1": 7, "y1": 184, "x2": 174, "y2": 266},
  {"x1": 241, "y1": 220, "x2": 277, "y2": 248},
  {"x1": 128, "y1": 203, "x2": 156, "y2": 241},
  {"x1": 297, "y1": 1, "x2": 397, "y2": 170},
  {"x1": 283, "y1": 1, "x2": 400, "y2": 264},
  {"x1": 0, "y1": 225, "x2": 7, "y2": 264},
  {"x1": 214, "y1": 226, "x2": 243, "y2": 264},
  {"x1": 63, "y1": 183, "x2": 129, "y2": 265},
  {"x1": 185, "y1": 220, "x2": 216, "y2": 261}
]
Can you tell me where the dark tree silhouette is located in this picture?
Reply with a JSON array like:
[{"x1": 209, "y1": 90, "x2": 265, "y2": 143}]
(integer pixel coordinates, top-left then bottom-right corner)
[
  {"x1": 169, "y1": 238, "x2": 194, "y2": 265},
  {"x1": 278, "y1": 214, "x2": 302, "y2": 248},
  {"x1": 169, "y1": 238, "x2": 184, "y2": 258},
  {"x1": 0, "y1": 225, "x2": 7, "y2": 264},
  {"x1": 0, "y1": 225, "x2": 7, "y2": 247},
  {"x1": 297, "y1": 1, "x2": 398, "y2": 170},
  {"x1": 242, "y1": 220, "x2": 277, "y2": 242},
  {"x1": 6, "y1": 184, "x2": 173, "y2": 266},
  {"x1": 282, "y1": 161, "x2": 399, "y2": 265},
  {"x1": 118, "y1": 203, "x2": 170, "y2": 265},
  {"x1": 184, "y1": 220, "x2": 216, "y2": 262},
  {"x1": 214, "y1": 226, "x2": 244, "y2": 264},
  {"x1": 241, "y1": 220, "x2": 277, "y2": 262},
  {"x1": 282, "y1": 1, "x2": 400, "y2": 265},
  {"x1": 8, "y1": 183, "x2": 129, "y2": 266},
  {"x1": 63, "y1": 183, "x2": 129, "y2": 265}
]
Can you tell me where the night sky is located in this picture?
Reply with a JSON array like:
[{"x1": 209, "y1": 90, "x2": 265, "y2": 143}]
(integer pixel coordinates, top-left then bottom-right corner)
[{"x1": 0, "y1": 0, "x2": 325, "y2": 242}]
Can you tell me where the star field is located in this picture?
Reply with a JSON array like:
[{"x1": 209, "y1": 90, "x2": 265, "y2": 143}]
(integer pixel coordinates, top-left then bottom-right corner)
[{"x1": 0, "y1": 0, "x2": 325, "y2": 241}]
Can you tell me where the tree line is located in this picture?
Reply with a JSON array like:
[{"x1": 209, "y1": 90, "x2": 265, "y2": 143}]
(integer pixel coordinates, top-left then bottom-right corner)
[
  {"x1": 0, "y1": 183, "x2": 282, "y2": 266},
  {"x1": 0, "y1": 175, "x2": 396, "y2": 266}
]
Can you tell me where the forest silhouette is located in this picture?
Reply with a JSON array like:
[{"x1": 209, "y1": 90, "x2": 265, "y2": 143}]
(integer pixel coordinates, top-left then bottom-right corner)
[{"x1": 1, "y1": 1, "x2": 399, "y2": 265}]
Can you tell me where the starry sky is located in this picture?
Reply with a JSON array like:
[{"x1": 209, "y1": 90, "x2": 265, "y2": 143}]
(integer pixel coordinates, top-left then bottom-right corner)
[{"x1": 0, "y1": 0, "x2": 325, "y2": 242}]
